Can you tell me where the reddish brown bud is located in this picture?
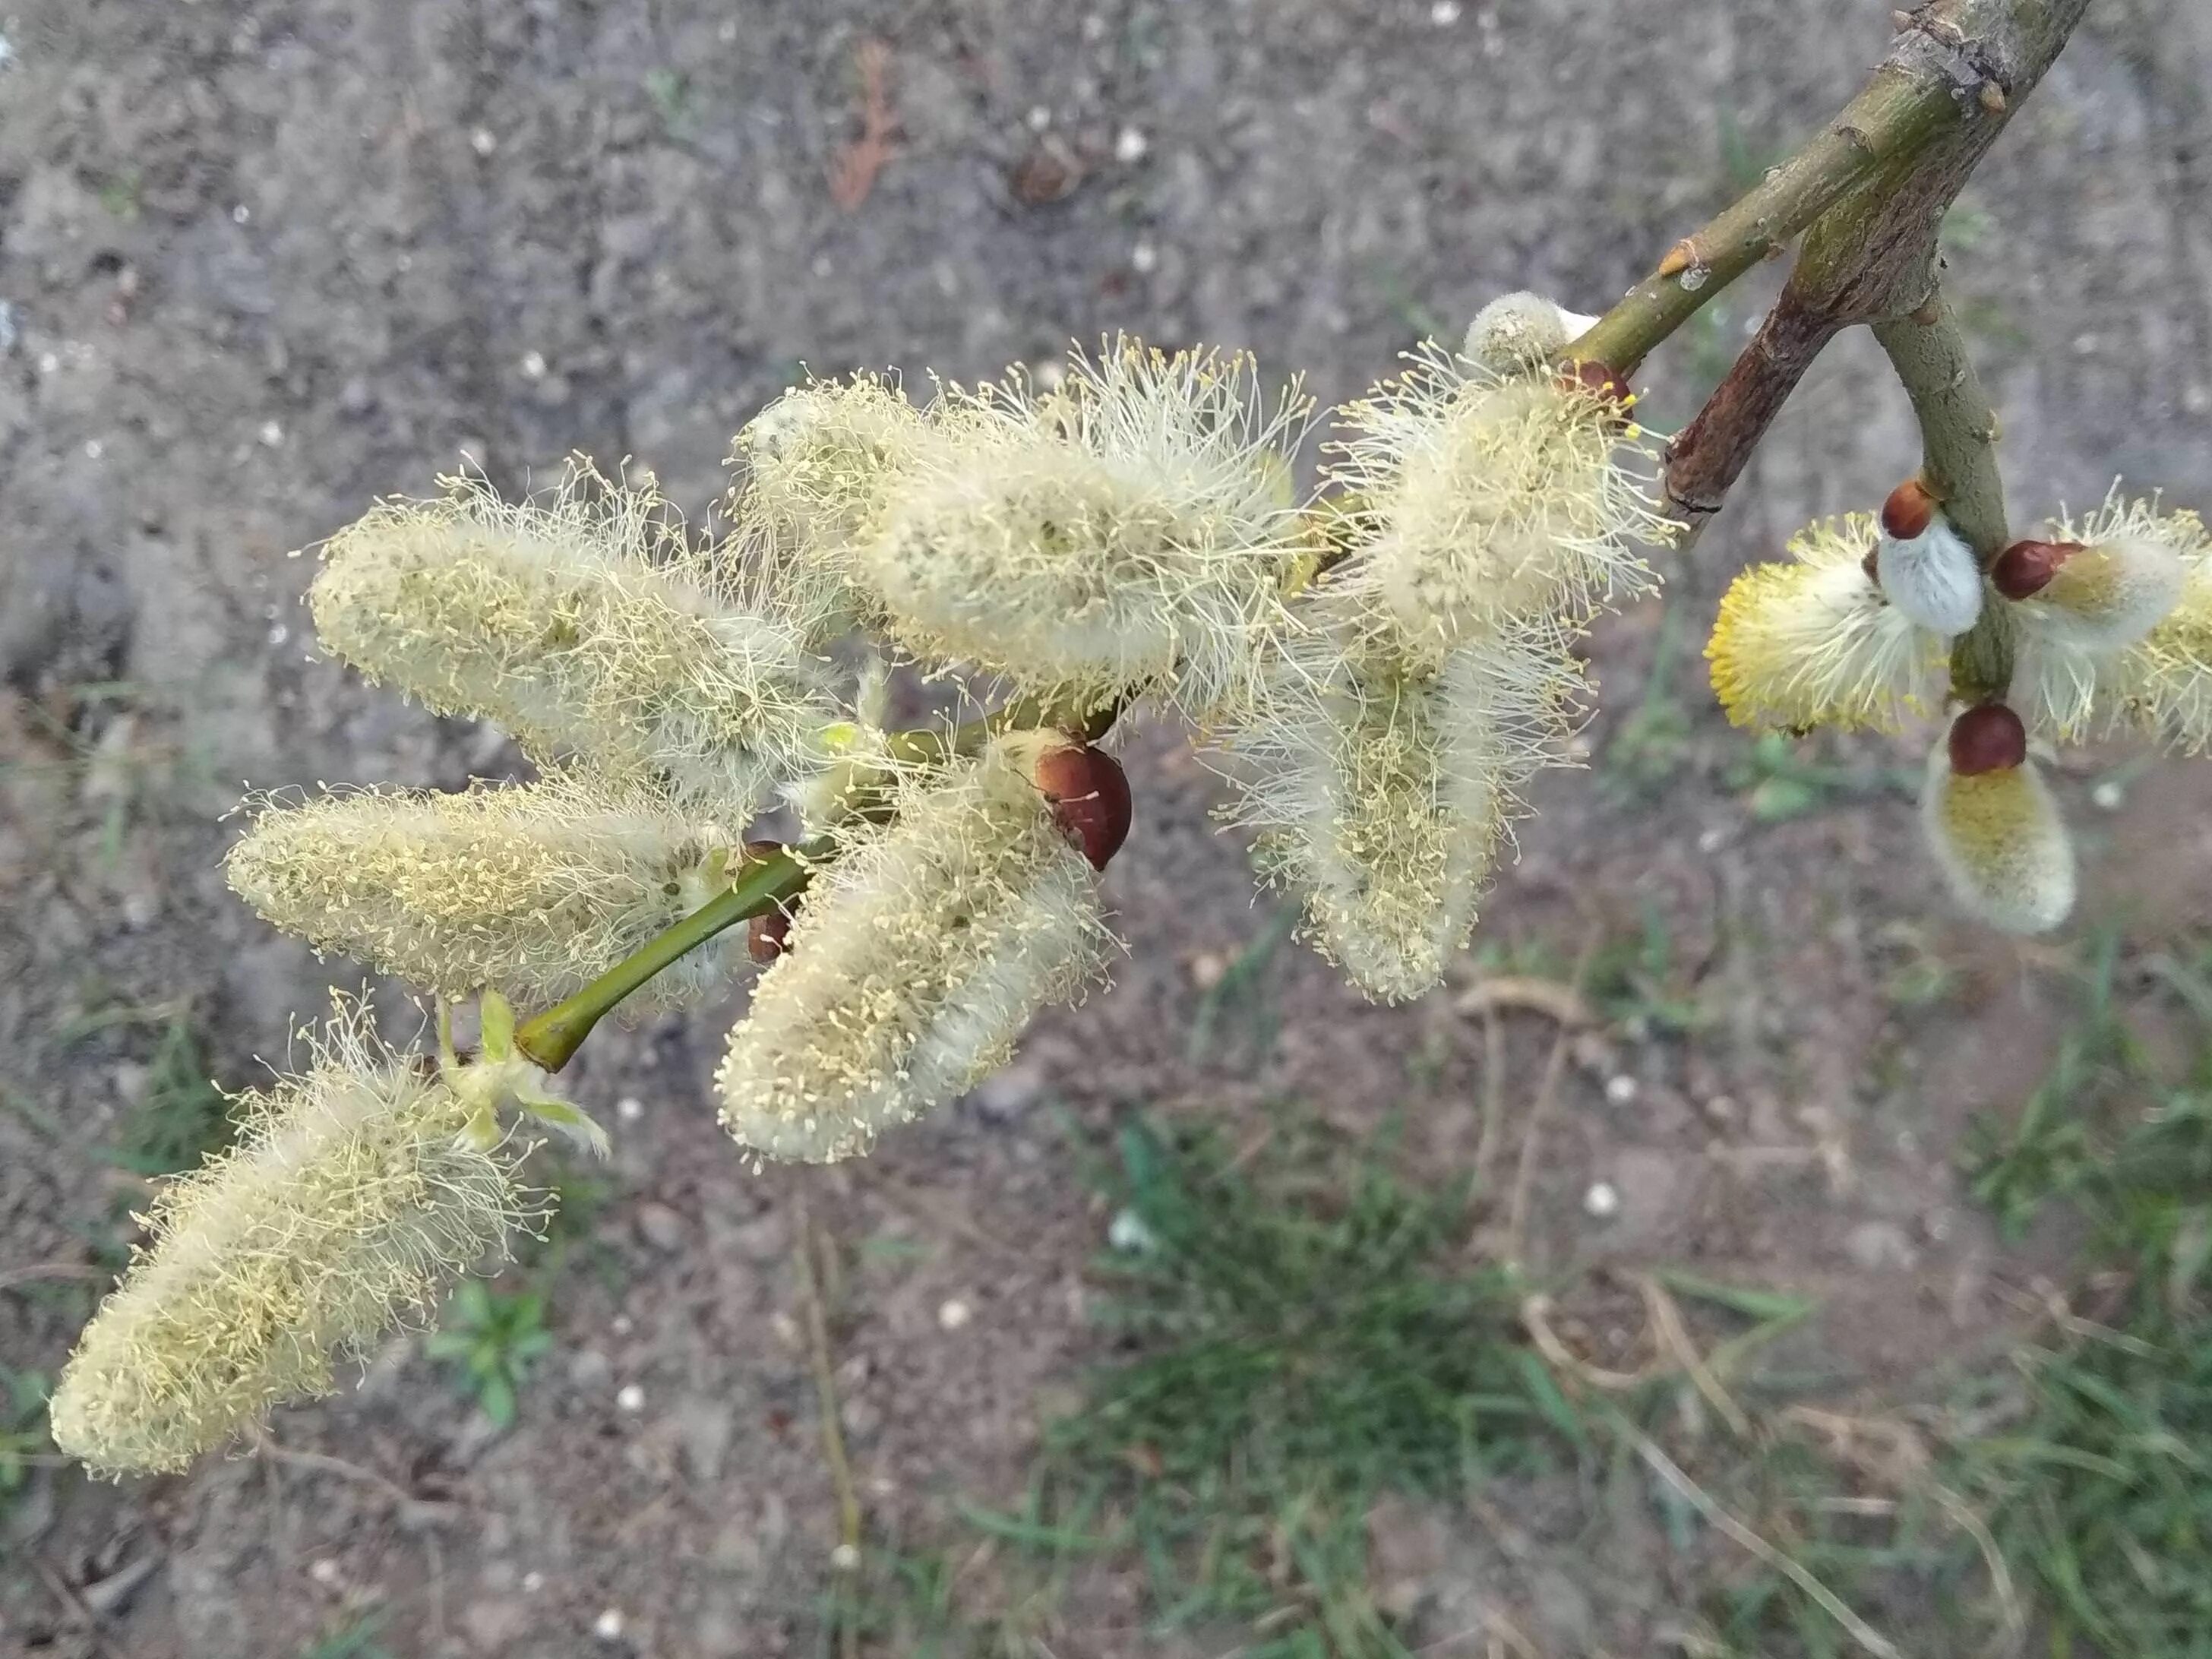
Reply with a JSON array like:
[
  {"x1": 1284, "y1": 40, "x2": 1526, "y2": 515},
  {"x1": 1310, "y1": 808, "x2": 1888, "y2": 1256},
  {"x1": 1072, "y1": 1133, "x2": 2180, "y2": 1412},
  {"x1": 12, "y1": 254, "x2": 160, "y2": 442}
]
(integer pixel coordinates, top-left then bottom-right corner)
[
  {"x1": 1031, "y1": 740, "x2": 1133, "y2": 871},
  {"x1": 1880, "y1": 479, "x2": 1936, "y2": 541},
  {"x1": 1559, "y1": 359, "x2": 1632, "y2": 412},
  {"x1": 1948, "y1": 703, "x2": 2027, "y2": 776},
  {"x1": 1991, "y1": 539, "x2": 2081, "y2": 601},
  {"x1": 747, "y1": 906, "x2": 792, "y2": 964}
]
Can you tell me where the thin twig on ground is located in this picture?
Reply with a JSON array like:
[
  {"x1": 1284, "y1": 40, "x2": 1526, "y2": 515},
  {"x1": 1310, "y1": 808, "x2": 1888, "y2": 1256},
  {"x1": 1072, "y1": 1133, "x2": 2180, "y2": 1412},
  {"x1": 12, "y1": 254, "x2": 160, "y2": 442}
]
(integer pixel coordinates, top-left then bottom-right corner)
[
  {"x1": 794, "y1": 1193, "x2": 864, "y2": 1659},
  {"x1": 1504, "y1": 931, "x2": 1600, "y2": 1276}
]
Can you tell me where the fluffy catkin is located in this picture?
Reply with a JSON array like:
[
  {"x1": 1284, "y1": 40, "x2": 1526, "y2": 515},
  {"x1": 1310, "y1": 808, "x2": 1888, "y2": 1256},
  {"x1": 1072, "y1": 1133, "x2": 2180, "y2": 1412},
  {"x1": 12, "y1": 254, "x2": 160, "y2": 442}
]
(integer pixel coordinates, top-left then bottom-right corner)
[
  {"x1": 308, "y1": 463, "x2": 835, "y2": 818},
  {"x1": 2014, "y1": 491, "x2": 2212, "y2": 744},
  {"x1": 728, "y1": 373, "x2": 931, "y2": 634},
  {"x1": 225, "y1": 776, "x2": 740, "y2": 1010},
  {"x1": 50, "y1": 1009, "x2": 523, "y2": 1476},
  {"x1": 716, "y1": 738, "x2": 1111, "y2": 1163},
  {"x1": 1462, "y1": 292, "x2": 1601, "y2": 376},
  {"x1": 1920, "y1": 742, "x2": 2075, "y2": 935},
  {"x1": 854, "y1": 339, "x2": 1313, "y2": 717},
  {"x1": 1705, "y1": 514, "x2": 1945, "y2": 734},
  {"x1": 1326, "y1": 341, "x2": 1672, "y2": 659},
  {"x1": 1222, "y1": 627, "x2": 1578, "y2": 1001}
]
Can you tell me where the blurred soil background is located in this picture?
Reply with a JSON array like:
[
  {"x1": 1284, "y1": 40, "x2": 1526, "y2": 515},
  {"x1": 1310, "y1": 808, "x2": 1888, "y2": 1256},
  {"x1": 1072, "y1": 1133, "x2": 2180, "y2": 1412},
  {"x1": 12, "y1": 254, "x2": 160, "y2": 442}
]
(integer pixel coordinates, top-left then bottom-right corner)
[{"x1": 5, "y1": 2, "x2": 2212, "y2": 1654}]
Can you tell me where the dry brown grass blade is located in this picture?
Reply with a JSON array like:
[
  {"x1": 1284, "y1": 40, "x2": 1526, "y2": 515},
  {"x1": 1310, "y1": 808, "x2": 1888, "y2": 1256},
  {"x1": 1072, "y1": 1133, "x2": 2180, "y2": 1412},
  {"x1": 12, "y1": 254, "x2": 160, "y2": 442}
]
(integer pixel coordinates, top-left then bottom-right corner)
[{"x1": 827, "y1": 37, "x2": 898, "y2": 211}]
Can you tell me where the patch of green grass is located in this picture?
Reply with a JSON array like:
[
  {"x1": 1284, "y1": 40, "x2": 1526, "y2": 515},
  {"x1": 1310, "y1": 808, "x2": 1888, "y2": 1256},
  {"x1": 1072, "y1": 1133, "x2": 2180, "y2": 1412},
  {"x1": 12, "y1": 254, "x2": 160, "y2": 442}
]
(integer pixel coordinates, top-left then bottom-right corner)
[
  {"x1": 960, "y1": 1116, "x2": 1580, "y2": 1656},
  {"x1": 299, "y1": 1606, "x2": 393, "y2": 1659},
  {"x1": 1602, "y1": 602, "x2": 1698, "y2": 802},
  {"x1": 1186, "y1": 906, "x2": 1298, "y2": 1066},
  {"x1": 425, "y1": 1280, "x2": 555, "y2": 1429},
  {"x1": 0, "y1": 1367, "x2": 54, "y2": 1513},
  {"x1": 1951, "y1": 935, "x2": 2212, "y2": 1653},
  {"x1": 110, "y1": 1016, "x2": 237, "y2": 1177},
  {"x1": 1588, "y1": 900, "x2": 1711, "y2": 1039},
  {"x1": 1722, "y1": 732, "x2": 1916, "y2": 824}
]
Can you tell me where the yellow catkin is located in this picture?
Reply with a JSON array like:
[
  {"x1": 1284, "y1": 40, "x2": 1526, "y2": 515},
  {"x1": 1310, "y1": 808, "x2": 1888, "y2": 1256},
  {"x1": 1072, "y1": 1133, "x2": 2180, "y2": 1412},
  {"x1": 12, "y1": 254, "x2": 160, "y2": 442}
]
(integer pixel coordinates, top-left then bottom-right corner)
[
  {"x1": 308, "y1": 462, "x2": 835, "y2": 818},
  {"x1": 1920, "y1": 748, "x2": 2075, "y2": 935},
  {"x1": 854, "y1": 338, "x2": 1313, "y2": 718},
  {"x1": 716, "y1": 738, "x2": 1109, "y2": 1163},
  {"x1": 1221, "y1": 627, "x2": 1578, "y2": 1002},
  {"x1": 2013, "y1": 491, "x2": 2212, "y2": 745},
  {"x1": 1705, "y1": 514, "x2": 1945, "y2": 734},
  {"x1": 1326, "y1": 341, "x2": 1673, "y2": 659},
  {"x1": 225, "y1": 775, "x2": 739, "y2": 1009},
  {"x1": 50, "y1": 1007, "x2": 524, "y2": 1476}
]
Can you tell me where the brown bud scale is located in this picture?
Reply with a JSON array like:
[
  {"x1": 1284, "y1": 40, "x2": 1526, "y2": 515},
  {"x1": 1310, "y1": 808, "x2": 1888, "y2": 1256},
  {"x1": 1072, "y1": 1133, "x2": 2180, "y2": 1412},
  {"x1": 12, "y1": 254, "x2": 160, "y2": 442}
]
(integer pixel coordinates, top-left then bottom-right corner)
[
  {"x1": 1948, "y1": 703, "x2": 2027, "y2": 776},
  {"x1": 1031, "y1": 741, "x2": 1133, "y2": 871},
  {"x1": 747, "y1": 907, "x2": 792, "y2": 964},
  {"x1": 1880, "y1": 479, "x2": 1936, "y2": 541},
  {"x1": 1990, "y1": 539, "x2": 2080, "y2": 602}
]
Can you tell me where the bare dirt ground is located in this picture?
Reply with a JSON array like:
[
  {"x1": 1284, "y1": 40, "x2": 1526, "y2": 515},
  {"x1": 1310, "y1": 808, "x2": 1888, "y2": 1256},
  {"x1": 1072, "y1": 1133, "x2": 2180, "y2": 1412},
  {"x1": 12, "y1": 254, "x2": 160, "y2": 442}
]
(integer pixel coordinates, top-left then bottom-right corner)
[{"x1": 5, "y1": 2, "x2": 2212, "y2": 1654}]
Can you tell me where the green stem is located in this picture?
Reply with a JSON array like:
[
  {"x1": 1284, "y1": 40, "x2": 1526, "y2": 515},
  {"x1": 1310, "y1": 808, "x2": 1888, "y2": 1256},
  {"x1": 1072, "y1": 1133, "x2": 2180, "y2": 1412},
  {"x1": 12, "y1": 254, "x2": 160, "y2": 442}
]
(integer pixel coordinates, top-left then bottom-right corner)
[
  {"x1": 514, "y1": 845, "x2": 813, "y2": 1071},
  {"x1": 1871, "y1": 291, "x2": 2015, "y2": 704},
  {"x1": 511, "y1": 690, "x2": 1121, "y2": 1073},
  {"x1": 1569, "y1": 61, "x2": 1961, "y2": 377}
]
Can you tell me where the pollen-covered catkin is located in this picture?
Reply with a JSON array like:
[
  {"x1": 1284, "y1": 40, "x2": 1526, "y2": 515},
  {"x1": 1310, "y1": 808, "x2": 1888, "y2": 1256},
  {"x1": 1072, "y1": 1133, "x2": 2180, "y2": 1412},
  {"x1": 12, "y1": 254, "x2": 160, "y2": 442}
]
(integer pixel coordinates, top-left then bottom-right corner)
[
  {"x1": 854, "y1": 339, "x2": 1313, "y2": 717},
  {"x1": 225, "y1": 776, "x2": 741, "y2": 1010},
  {"x1": 1705, "y1": 514, "x2": 1945, "y2": 733},
  {"x1": 1920, "y1": 705, "x2": 2075, "y2": 934},
  {"x1": 1222, "y1": 630, "x2": 1577, "y2": 1001},
  {"x1": 2008, "y1": 491, "x2": 2212, "y2": 744},
  {"x1": 716, "y1": 736, "x2": 1111, "y2": 1163},
  {"x1": 308, "y1": 464, "x2": 835, "y2": 817},
  {"x1": 1326, "y1": 342, "x2": 1672, "y2": 659},
  {"x1": 49, "y1": 1008, "x2": 523, "y2": 1476},
  {"x1": 729, "y1": 373, "x2": 931, "y2": 632}
]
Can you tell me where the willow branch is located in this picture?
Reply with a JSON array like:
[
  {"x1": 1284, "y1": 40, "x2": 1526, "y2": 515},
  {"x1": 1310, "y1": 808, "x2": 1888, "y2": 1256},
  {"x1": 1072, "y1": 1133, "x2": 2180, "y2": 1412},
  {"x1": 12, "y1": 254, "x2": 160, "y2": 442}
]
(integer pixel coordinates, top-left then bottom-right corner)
[
  {"x1": 510, "y1": 690, "x2": 1121, "y2": 1073},
  {"x1": 1657, "y1": 0, "x2": 2088, "y2": 538},
  {"x1": 1873, "y1": 289, "x2": 2017, "y2": 703},
  {"x1": 514, "y1": 845, "x2": 811, "y2": 1070}
]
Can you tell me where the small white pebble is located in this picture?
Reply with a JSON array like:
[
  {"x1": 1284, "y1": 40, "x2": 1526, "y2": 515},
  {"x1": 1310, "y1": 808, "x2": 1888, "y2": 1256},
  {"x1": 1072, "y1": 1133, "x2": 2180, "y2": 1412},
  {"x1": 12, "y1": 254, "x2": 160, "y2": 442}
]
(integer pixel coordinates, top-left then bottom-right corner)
[
  {"x1": 1113, "y1": 125, "x2": 1149, "y2": 163},
  {"x1": 258, "y1": 419, "x2": 284, "y2": 447},
  {"x1": 470, "y1": 126, "x2": 498, "y2": 156},
  {"x1": 520, "y1": 349, "x2": 547, "y2": 378},
  {"x1": 308, "y1": 1558, "x2": 343, "y2": 1588},
  {"x1": 1582, "y1": 1180, "x2": 1622, "y2": 1219},
  {"x1": 1107, "y1": 1208, "x2": 1157, "y2": 1253},
  {"x1": 1131, "y1": 239, "x2": 1159, "y2": 274},
  {"x1": 232, "y1": 204, "x2": 251, "y2": 224},
  {"x1": 1604, "y1": 1074, "x2": 1639, "y2": 1106},
  {"x1": 1025, "y1": 103, "x2": 1052, "y2": 131},
  {"x1": 2090, "y1": 779, "x2": 2125, "y2": 812},
  {"x1": 592, "y1": 1607, "x2": 625, "y2": 1642},
  {"x1": 937, "y1": 1297, "x2": 972, "y2": 1332},
  {"x1": 616, "y1": 1383, "x2": 645, "y2": 1412},
  {"x1": 830, "y1": 1542, "x2": 861, "y2": 1572},
  {"x1": 37, "y1": 351, "x2": 59, "y2": 375},
  {"x1": 1431, "y1": 0, "x2": 1463, "y2": 22},
  {"x1": 611, "y1": 1314, "x2": 634, "y2": 1336},
  {"x1": 522, "y1": 1570, "x2": 545, "y2": 1593},
  {"x1": 1697, "y1": 824, "x2": 1728, "y2": 854},
  {"x1": 616, "y1": 1095, "x2": 644, "y2": 1121},
  {"x1": 84, "y1": 439, "x2": 103, "y2": 460}
]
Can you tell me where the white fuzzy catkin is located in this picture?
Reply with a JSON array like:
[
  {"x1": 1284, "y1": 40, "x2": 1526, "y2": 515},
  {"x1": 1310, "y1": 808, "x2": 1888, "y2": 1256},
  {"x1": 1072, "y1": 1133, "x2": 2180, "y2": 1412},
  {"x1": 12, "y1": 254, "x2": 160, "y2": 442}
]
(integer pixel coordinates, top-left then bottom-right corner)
[
  {"x1": 1326, "y1": 341, "x2": 1671, "y2": 659},
  {"x1": 226, "y1": 775, "x2": 740, "y2": 1010},
  {"x1": 854, "y1": 338, "x2": 1314, "y2": 717},
  {"x1": 1463, "y1": 292, "x2": 1602, "y2": 375},
  {"x1": 51, "y1": 1005, "x2": 523, "y2": 1476},
  {"x1": 728, "y1": 373, "x2": 931, "y2": 634},
  {"x1": 308, "y1": 463, "x2": 835, "y2": 819},
  {"x1": 1706, "y1": 514, "x2": 1945, "y2": 733},
  {"x1": 1875, "y1": 514, "x2": 1983, "y2": 637},
  {"x1": 1920, "y1": 741, "x2": 2075, "y2": 934},
  {"x1": 2013, "y1": 490, "x2": 2210, "y2": 744},
  {"x1": 1222, "y1": 627, "x2": 1578, "y2": 1001},
  {"x1": 716, "y1": 738, "x2": 1111, "y2": 1163}
]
